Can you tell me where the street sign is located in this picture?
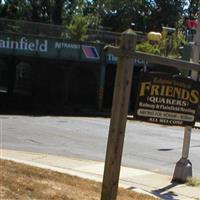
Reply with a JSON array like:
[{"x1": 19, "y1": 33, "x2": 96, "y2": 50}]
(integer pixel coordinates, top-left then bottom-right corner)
[{"x1": 134, "y1": 72, "x2": 200, "y2": 126}]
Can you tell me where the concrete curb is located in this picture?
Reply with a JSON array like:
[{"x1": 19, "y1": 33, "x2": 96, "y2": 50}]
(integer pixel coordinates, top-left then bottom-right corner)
[{"x1": 1, "y1": 149, "x2": 200, "y2": 200}]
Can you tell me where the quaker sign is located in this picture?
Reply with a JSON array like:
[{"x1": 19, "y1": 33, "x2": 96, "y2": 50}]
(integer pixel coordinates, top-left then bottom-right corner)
[{"x1": 134, "y1": 72, "x2": 200, "y2": 126}]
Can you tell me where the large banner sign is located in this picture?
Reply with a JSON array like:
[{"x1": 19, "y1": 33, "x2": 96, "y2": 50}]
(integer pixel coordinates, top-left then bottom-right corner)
[
  {"x1": 0, "y1": 33, "x2": 102, "y2": 63},
  {"x1": 134, "y1": 72, "x2": 200, "y2": 126}
]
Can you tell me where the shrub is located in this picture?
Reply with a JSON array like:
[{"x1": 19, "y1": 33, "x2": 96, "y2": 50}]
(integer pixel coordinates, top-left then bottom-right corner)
[
  {"x1": 67, "y1": 15, "x2": 88, "y2": 41},
  {"x1": 136, "y1": 41, "x2": 160, "y2": 55}
]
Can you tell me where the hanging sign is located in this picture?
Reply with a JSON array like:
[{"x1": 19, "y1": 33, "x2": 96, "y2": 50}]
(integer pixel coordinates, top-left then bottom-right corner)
[{"x1": 134, "y1": 72, "x2": 200, "y2": 126}]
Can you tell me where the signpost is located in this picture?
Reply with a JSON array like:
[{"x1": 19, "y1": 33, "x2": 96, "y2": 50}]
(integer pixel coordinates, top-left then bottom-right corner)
[{"x1": 101, "y1": 26, "x2": 200, "y2": 200}]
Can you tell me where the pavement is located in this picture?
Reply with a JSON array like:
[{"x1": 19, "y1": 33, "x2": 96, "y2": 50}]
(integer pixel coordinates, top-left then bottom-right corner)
[{"x1": 1, "y1": 149, "x2": 200, "y2": 200}]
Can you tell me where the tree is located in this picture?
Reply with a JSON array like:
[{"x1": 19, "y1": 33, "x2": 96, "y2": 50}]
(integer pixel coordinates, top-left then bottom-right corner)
[
  {"x1": 0, "y1": 0, "x2": 198, "y2": 35},
  {"x1": 67, "y1": 14, "x2": 88, "y2": 41},
  {"x1": 29, "y1": 0, "x2": 42, "y2": 22},
  {"x1": 187, "y1": 0, "x2": 199, "y2": 18},
  {"x1": 0, "y1": 0, "x2": 66, "y2": 24},
  {"x1": 102, "y1": 0, "x2": 147, "y2": 31},
  {"x1": 147, "y1": 0, "x2": 187, "y2": 31},
  {"x1": 52, "y1": 0, "x2": 65, "y2": 24},
  {"x1": 98, "y1": 0, "x2": 190, "y2": 32},
  {"x1": 0, "y1": 0, "x2": 31, "y2": 20},
  {"x1": 84, "y1": 0, "x2": 111, "y2": 29}
]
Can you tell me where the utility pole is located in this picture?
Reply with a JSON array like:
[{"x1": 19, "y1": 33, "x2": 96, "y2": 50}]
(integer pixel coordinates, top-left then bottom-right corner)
[{"x1": 172, "y1": 11, "x2": 200, "y2": 182}]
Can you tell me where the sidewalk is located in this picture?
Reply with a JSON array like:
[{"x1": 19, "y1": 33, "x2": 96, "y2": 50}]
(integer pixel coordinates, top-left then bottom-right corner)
[{"x1": 1, "y1": 149, "x2": 200, "y2": 200}]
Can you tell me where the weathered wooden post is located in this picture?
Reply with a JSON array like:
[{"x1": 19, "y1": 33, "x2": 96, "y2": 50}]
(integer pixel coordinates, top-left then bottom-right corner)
[{"x1": 101, "y1": 29, "x2": 137, "y2": 200}]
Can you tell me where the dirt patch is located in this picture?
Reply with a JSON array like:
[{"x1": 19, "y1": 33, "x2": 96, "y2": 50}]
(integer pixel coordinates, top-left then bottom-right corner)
[{"x1": 0, "y1": 159, "x2": 157, "y2": 200}]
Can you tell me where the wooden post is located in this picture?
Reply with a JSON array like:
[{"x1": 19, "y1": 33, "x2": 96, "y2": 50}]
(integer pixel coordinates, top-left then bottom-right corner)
[{"x1": 101, "y1": 29, "x2": 137, "y2": 200}]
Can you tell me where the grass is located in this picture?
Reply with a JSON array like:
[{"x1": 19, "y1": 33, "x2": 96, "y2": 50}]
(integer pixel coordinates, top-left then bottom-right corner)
[
  {"x1": 186, "y1": 176, "x2": 200, "y2": 187},
  {"x1": 0, "y1": 159, "x2": 157, "y2": 200}
]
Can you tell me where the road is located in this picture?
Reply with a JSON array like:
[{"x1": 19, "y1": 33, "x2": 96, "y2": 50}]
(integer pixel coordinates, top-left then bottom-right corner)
[{"x1": 1, "y1": 115, "x2": 200, "y2": 178}]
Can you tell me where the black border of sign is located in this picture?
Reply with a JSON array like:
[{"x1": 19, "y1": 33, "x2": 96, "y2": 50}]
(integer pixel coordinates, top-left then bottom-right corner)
[{"x1": 133, "y1": 72, "x2": 200, "y2": 127}]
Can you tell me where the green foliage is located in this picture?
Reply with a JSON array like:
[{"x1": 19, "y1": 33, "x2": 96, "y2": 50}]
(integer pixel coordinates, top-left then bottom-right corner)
[
  {"x1": 102, "y1": 0, "x2": 146, "y2": 31},
  {"x1": 136, "y1": 41, "x2": 160, "y2": 55},
  {"x1": 0, "y1": 0, "x2": 32, "y2": 20},
  {"x1": 102, "y1": 0, "x2": 188, "y2": 32},
  {"x1": 148, "y1": 0, "x2": 187, "y2": 31},
  {"x1": 158, "y1": 31, "x2": 168, "y2": 56},
  {"x1": 67, "y1": 15, "x2": 88, "y2": 41},
  {"x1": 171, "y1": 31, "x2": 188, "y2": 56},
  {"x1": 84, "y1": 0, "x2": 111, "y2": 29},
  {"x1": 136, "y1": 30, "x2": 187, "y2": 58},
  {"x1": 87, "y1": 13, "x2": 101, "y2": 29},
  {"x1": 187, "y1": 0, "x2": 199, "y2": 17},
  {"x1": 158, "y1": 30, "x2": 188, "y2": 57},
  {"x1": 0, "y1": 0, "x2": 198, "y2": 36}
]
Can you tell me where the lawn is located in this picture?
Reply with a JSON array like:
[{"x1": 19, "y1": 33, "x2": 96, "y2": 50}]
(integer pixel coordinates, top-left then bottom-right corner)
[{"x1": 0, "y1": 159, "x2": 158, "y2": 200}]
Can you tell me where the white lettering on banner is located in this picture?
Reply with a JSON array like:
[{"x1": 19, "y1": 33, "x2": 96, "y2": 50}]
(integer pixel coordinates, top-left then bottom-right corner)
[
  {"x1": 137, "y1": 108, "x2": 194, "y2": 122},
  {"x1": 107, "y1": 54, "x2": 145, "y2": 64},
  {"x1": 159, "y1": 119, "x2": 183, "y2": 125},
  {"x1": 0, "y1": 37, "x2": 48, "y2": 52},
  {"x1": 54, "y1": 42, "x2": 80, "y2": 49},
  {"x1": 107, "y1": 54, "x2": 118, "y2": 62},
  {"x1": 149, "y1": 117, "x2": 183, "y2": 125}
]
